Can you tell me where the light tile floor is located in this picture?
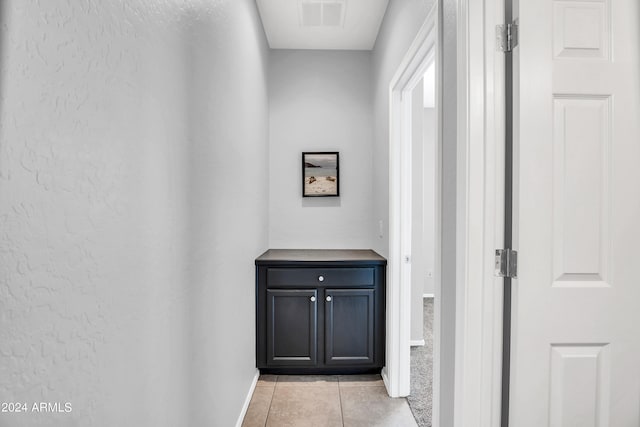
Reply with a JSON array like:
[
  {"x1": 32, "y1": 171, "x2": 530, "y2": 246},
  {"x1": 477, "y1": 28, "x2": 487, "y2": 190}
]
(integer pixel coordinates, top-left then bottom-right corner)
[{"x1": 242, "y1": 374, "x2": 418, "y2": 427}]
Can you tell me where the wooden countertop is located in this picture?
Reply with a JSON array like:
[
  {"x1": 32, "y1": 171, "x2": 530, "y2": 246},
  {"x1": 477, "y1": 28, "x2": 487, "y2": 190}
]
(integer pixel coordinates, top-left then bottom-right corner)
[{"x1": 256, "y1": 249, "x2": 387, "y2": 265}]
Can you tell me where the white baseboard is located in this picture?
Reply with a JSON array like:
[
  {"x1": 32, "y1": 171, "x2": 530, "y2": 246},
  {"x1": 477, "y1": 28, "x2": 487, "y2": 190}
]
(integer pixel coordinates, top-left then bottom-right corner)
[
  {"x1": 410, "y1": 339, "x2": 426, "y2": 347},
  {"x1": 423, "y1": 293, "x2": 434, "y2": 298},
  {"x1": 235, "y1": 369, "x2": 260, "y2": 427},
  {"x1": 381, "y1": 367, "x2": 391, "y2": 396}
]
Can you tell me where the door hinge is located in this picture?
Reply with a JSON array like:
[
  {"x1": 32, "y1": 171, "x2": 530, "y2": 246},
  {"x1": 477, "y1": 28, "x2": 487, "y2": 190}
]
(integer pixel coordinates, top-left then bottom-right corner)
[
  {"x1": 495, "y1": 249, "x2": 518, "y2": 278},
  {"x1": 496, "y1": 21, "x2": 518, "y2": 52}
]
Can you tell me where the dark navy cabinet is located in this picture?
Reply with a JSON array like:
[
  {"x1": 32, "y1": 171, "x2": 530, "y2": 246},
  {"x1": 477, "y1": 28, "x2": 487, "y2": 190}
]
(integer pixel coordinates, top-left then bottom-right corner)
[
  {"x1": 266, "y1": 289, "x2": 317, "y2": 366},
  {"x1": 325, "y1": 288, "x2": 375, "y2": 365},
  {"x1": 256, "y1": 249, "x2": 386, "y2": 374}
]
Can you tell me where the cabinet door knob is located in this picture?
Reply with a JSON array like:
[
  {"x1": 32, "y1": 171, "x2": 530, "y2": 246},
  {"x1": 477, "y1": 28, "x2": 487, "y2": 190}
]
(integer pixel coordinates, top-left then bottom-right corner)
[
  {"x1": 310, "y1": 296, "x2": 316, "y2": 302},
  {"x1": 326, "y1": 296, "x2": 332, "y2": 302},
  {"x1": 318, "y1": 275, "x2": 325, "y2": 282}
]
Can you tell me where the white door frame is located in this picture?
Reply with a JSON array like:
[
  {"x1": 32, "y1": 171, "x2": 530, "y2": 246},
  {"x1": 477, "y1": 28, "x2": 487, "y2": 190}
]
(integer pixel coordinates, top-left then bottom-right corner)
[
  {"x1": 384, "y1": 1, "x2": 438, "y2": 401},
  {"x1": 453, "y1": 0, "x2": 506, "y2": 425},
  {"x1": 385, "y1": 0, "x2": 506, "y2": 425}
]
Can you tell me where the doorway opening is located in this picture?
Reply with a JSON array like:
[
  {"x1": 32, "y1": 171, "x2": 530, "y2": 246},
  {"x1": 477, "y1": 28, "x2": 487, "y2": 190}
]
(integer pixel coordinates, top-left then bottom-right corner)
[
  {"x1": 382, "y1": 4, "x2": 442, "y2": 426},
  {"x1": 384, "y1": 0, "x2": 507, "y2": 425},
  {"x1": 406, "y1": 60, "x2": 438, "y2": 426}
]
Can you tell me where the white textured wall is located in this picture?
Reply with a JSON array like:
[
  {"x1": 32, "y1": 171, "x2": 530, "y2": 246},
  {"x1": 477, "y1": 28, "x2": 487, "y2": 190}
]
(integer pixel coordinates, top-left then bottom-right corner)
[
  {"x1": 269, "y1": 50, "x2": 374, "y2": 249},
  {"x1": 0, "y1": 1, "x2": 269, "y2": 426}
]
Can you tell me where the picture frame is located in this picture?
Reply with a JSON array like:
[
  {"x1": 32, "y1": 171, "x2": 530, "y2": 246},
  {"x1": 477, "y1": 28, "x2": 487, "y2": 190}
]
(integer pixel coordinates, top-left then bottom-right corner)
[{"x1": 302, "y1": 152, "x2": 340, "y2": 197}]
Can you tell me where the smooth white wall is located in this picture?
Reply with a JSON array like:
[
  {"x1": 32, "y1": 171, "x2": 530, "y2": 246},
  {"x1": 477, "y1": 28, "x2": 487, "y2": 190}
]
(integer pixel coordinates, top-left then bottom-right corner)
[
  {"x1": 269, "y1": 50, "x2": 374, "y2": 249},
  {"x1": 185, "y1": 2, "x2": 269, "y2": 426},
  {"x1": 439, "y1": 0, "x2": 459, "y2": 424},
  {"x1": 0, "y1": 1, "x2": 269, "y2": 426},
  {"x1": 371, "y1": 0, "x2": 435, "y2": 258},
  {"x1": 371, "y1": 0, "x2": 435, "y2": 348}
]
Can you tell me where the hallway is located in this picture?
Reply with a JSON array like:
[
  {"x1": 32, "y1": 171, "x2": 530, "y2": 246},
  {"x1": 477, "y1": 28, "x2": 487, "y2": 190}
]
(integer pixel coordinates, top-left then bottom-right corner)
[
  {"x1": 0, "y1": 0, "x2": 453, "y2": 425},
  {"x1": 242, "y1": 375, "x2": 417, "y2": 427}
]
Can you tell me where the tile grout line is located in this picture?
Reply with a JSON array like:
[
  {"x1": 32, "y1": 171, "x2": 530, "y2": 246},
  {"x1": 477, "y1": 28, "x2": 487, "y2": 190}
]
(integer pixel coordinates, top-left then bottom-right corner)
[
  {"x1": 263, "y1": 375, "x2": 278, "y2": 427},
  {"x1": 338, "y1": 376, "x2": 345, "y2": 427}
]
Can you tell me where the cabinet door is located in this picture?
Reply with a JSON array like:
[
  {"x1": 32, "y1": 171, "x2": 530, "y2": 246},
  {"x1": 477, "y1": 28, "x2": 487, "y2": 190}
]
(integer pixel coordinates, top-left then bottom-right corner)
[
  {"x1": 324, "y1": 289, "x2": 375, "y2": 365},
  {"x1": 266, "y1": 289, "x2": 317, "y2": 366}
]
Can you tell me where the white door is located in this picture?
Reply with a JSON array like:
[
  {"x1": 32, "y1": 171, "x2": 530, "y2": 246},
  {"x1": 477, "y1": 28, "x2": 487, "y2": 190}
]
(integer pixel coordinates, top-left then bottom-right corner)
[{"x1": 511, "y1": 0, "x2": 640, "y2": 425}]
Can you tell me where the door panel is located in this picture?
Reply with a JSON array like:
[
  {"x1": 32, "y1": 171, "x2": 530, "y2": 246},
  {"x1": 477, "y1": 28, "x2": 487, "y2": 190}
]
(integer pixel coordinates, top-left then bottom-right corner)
[
  {"x1": 324, "y1": 289, "x2": 374, "y2": 365},
  {"x1": 549, "y1": 344, "x2": 611, "y2": 427},
  {"x1": 266, "y1": 289, "x2": 317, "y2": 366},
  {"x1": 512, "y1": 0, "x2": 640, "y2": 425},
  {"x1": 551, "y1": 95, "x2": 610, "y2": 287}
]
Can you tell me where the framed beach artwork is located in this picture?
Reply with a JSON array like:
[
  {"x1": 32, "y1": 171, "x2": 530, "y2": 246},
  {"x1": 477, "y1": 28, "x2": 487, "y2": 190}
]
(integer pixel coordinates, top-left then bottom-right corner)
[{"x1": 302, "y1": 152, "x2": 339, "y2": 197}]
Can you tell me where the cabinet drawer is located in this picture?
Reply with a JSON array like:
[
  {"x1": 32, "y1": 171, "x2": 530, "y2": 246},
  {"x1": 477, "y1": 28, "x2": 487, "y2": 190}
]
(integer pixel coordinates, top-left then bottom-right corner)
[{"x1": 267, "y1": 268, "x2": 374, "y2": 287}]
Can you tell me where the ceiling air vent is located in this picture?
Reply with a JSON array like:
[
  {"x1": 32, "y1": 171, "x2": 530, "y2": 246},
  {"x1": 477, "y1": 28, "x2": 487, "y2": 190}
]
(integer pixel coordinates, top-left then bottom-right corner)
[{"x1": 299, "y1": 0, "x2": 346, "y2": 27}]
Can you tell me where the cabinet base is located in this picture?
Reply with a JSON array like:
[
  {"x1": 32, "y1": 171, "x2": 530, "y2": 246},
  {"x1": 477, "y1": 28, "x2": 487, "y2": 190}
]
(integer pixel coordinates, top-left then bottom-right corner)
[{"x1": 259, "y1": 367, "x2": 382, "y2": 375}]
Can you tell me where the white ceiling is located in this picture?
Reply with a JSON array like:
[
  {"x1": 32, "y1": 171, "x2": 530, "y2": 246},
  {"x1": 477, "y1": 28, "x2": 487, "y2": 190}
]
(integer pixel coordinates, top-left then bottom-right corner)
[{"x1": 256, "y1": 0, "x2": 390, "y2": 50}]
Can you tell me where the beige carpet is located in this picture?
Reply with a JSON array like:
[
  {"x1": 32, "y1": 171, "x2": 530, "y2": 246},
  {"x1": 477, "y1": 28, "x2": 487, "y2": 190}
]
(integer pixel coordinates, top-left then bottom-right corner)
[{"x1": 407, "y1": 297, "x2": 434, "y2": 427}]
